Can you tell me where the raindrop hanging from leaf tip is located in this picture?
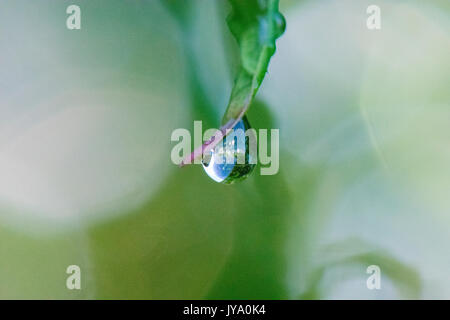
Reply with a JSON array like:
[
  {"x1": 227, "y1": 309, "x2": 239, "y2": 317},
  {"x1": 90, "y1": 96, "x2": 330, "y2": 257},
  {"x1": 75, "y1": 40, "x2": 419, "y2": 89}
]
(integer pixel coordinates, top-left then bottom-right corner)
[{"x1": 202, "y1": 116, "x2": 256, "y2": 184}]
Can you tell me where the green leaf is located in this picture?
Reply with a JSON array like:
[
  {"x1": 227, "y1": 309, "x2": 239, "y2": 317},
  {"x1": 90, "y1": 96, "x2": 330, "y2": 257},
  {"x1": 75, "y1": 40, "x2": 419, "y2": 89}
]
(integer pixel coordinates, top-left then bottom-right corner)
[
  {"x1": 222, "y1": 0, "x2": 285, "y2": 123},
  {"x1": 178, "y1": 0, "x2": 285, "y2": 166}
]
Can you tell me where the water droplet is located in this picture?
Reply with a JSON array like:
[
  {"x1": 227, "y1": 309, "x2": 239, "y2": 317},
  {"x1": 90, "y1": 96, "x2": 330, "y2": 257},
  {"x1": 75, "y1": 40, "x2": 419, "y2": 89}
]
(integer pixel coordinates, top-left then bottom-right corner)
[
  {"x1": 274, "y1": 12, "x2": 286, "y2": 38},
  {"x1": 202, "y1": 116, "x2": 256, "y2": 184}
]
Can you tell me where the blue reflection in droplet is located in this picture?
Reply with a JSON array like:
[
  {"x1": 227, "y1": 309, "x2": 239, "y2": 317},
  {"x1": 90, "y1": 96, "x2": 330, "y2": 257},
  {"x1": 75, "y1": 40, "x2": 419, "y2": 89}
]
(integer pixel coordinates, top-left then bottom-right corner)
[{"x1": 202, "y1": 116, "x2": 256, "y2": 184}]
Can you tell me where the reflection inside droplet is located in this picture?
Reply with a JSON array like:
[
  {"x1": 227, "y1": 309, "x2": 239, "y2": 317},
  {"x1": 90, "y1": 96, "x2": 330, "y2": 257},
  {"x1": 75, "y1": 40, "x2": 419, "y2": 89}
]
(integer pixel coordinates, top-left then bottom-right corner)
[{"x1": 202, "y1": 116, "x2": 256, "y2": 184}]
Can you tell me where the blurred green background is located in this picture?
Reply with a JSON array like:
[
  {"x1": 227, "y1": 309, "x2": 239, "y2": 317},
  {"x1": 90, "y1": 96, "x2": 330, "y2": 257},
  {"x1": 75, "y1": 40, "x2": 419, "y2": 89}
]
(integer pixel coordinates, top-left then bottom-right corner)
[{"x1": 0, "y1": 0, "x2": 449, "y2": 299}]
